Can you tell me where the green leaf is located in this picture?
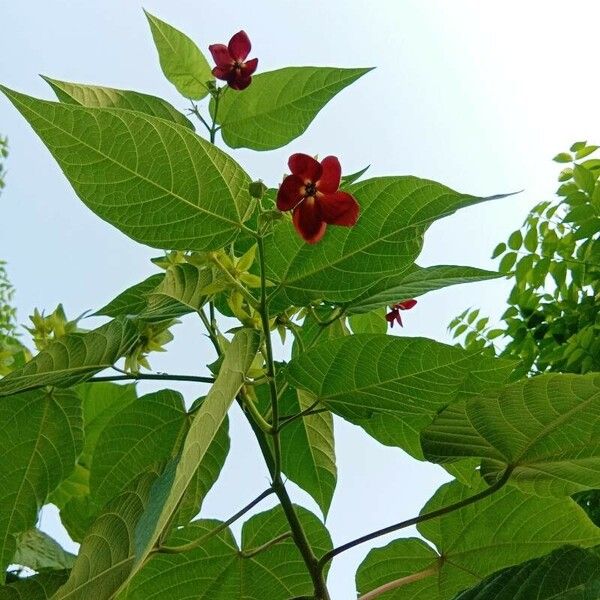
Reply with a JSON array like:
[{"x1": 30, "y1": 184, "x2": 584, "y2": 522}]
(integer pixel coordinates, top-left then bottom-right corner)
[
  {"x1": 53, "y1": 471, "x2": 159, "y2": 600},
  {"x1": 94, "y1": 275, "x2": 164, "y2": 318},
  {"x1": 454, "y1": 545, "x2": 600, "y2": 600},
  {"x1": 286, "y1": 335, "x2": 514, "y2": 459},
  {"x1": 355, "y1": 477, "x2": 600, "y2": 600},
  {"x1": 41, "y1": 77, "x2": 193, "y2": 128},
  {"x1": 422, "y1": 373, "x2": 600, "y2": 497},
  {"x1": 573, "y1": 164, "x2": 596, "y2": 195},
  {"x1": 491, "y1": 242, "x2": 506, "y2": 258},
  {"x1": 576, "y1": 145, "x2": 599, "y2": 159},
  {"x1": 126, "y1": 505, "x2": 332, "y2": 599},
  {"x1": 553, "y1": 152, "x2": 573, "y2": 163},
  {"x1": 90, "y1": 390, "x2": 187, "y2": 508},
  {"x1": 0, "y1": 87, "x2": 252, "y2": 252},
  {"x1": 349, "y1": 308, "x2": 387, "y2": 333},
  {"x1": 0, "y1": 318, "x2": 139, "y2": 397},
  {"x1": 144, "y1": 10, "x2": 213, "y2": 100},
  {"x1": 523, "y1": 226, "x2": 538, "y2": 252},
  {"x1": 265, "y1": 177, "x2": 513, "y2": 310},
  {"x1": 213, "y1": 66, "x2": 372, "y2": 150},
  {"x1": 348, "y1": 265, "x2": 501, "y2": 315},
  {"x1": 508, "y1": 230, "x2": 523, "y2": 250},
  {"x1": 499, "y1": 251, "x2": 517, "y2": 274},
  {"x1": 0, "y1": 389, "x2": 82, "y2": 576},
  {"x1": 571, "y1": 141, "x2": 587, "y2": 152},
  {"x1": 278, "y1": 389, "x2": 336, "y2": 517},
  {"x1": 50, "y1": 383, "x2": 138, "y2": 542},
  {"x1": 131, "y1": 329, "x2": 260, "y2": 573},
  {"x1": 142, "y1": 264, "x2": 215, "y2": 320},
  {"x1": 11, "y1": 529, "x2": 76, "y2": 571},
  {"x1": 0, "y1": 571, "x2": 70, "y2": 599},
  {"x1": 341, "y1": 164, "x2": 370, "y2": 186}
]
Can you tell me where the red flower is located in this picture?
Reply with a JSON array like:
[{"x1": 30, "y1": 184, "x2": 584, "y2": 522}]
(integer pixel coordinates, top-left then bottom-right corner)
[
  {"x1": 385, "y1": 299, "x2": 417, "y2": 328},
  {"x1": 209, "y1": 31, "x2": 258, "y2": 91},
  {"x1": 276, "y1": 153, "x2": 360, "y2": 244}
]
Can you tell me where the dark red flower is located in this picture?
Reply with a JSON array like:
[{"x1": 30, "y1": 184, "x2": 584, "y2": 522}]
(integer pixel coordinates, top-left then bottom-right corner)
[
  {"x1": 276, "y1": 153, "x2": 360, "y2": 244},
  {"x1": 385, "y1": 299, "x2": 417, "y2": 328},
  {"x1": 209, "y1": 31, "x2": 258, "y2": 91}
]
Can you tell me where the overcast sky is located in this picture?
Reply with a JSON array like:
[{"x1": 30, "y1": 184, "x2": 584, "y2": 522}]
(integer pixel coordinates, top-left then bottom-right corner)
[{"x1": 3, "y1": 1, "x2": 600, "y2": 598}]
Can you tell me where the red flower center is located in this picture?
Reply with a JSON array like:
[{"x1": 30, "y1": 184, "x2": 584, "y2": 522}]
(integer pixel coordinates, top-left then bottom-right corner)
[{"x1": 304, "y1": 182, "x2": 317, "y2": 197}]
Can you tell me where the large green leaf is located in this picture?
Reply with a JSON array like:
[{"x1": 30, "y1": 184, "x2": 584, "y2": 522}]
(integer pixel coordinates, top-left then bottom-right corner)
[
  {"x1": 349, "y1": 308, "x2": 387, "y2": 333},
  {"x1": 94, "y1": 276, "x2": 165, "y2": 319},
  {"x1": 0, "y1": 389, "x2": 82, "y2": 577},
  {"x1": 0, "y1": 318, "x2": 139, "y2": 397},
  {"x1": 355, "y1": 477, "x2": 600, "y2": 600},
  {"x1": 144, "y1": 10, "x2": 213, "y2": 100},
  {"x1": 53, "y1": 471, "x2": 158, "y2": 600},
  {"x1": 132, "y1": 329, "x2": 260, "y2": 571},
  {"x1": 90, "y1": 390, "x2": 187, "y2": 508},
  {"x1": 454, "y1": 545, "x2": 600, "y2": 600},
  {"x1": 89, "y1": 389, "x2": 228, "y2": 524},
  {"x1": 347, "y1": 265, "x2": 502, "y2": 315},
  {"x1": 11, "y1": 529, "x2": 76, "y2": 572},
  {"x1": 264, "y1": 177, "x2": 511, "y2": 310},
  {"x1": 0, "y1": 571, "x2": 70, "y2": 599},
  {"x1": 286, "y1": 335, "x2": 514, "y2": 459},
  {"x1": 0, "y1": 87, "x2": 252, "y2": 252},
  {"x1": 50, "y1": 383, "x2": 138, "y2": 542},
  {"x1": 279, "y1": 388, "x2": 336, "y2": 517},
  {"x1": 422, "y1": 373, "x2": 600, "y2": 497},
  {"x1": 42, "y1": 77, "x2": 193, "y2": 128},
  {"x1": 125, "y1": 505, "x2": 332, "y2": 599},
  {"x1": 212, "y1": 66, "x2": 371, "y2": 150}
]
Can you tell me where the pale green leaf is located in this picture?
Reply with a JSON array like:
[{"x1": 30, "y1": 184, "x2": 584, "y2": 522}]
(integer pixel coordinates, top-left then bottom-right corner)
[
  {"x1": 285, "y1": 335, "x2": 514, "y2": 459},
  {"x1": 94, "y1": 275, "x2": 165, "y2": 318},
  {"x1": 0, "y1": 389, "x2": 82, "y2": 576},
  {"x1": 0, "y1": 571, "x2": 70, "y2": 599},
  {"x1": 11, "y1": 529, "x2": 76, "y2": 571},
  {"x1": 125, "y1": 505, "x2": 332, "y2": 599},
  {"x1": 454, "y1": 545, "x2": 600, "y2": 600},
  {"x1": 264, "y1": 177, "x2": 513, "y2": 310},
  {"x1": 53, "y1": 471, "x2": 159, "y2": 600},
  {"x1": 348, "y1": 265, "x2": 501, "y2": 315},
  {"x1": 279, "y1": 389, "x2": 336, "y2": 517},
  {"x1": 144, "y1": 10, "x2": 213, "y2": 100},
  {"x1": 0, "y1": 87, "x2": 252, "y2": 252},
  {"x1": 349, "y1": 308, "x2": 387, "y2": 333},
  {"x1": 131, "y1": 329, "x2": 260, "y2": 572},
  {"x1": 422, "y1": 373, "x2": 600, "y2": 497},
  {"x1": 356, "y1": 477, "x2": 600, "y2": 600},
  {"x1": 42, "y1": 77, "x2": 193, "y2": 128},
  {"x1": 213, "y1": 66, "x2": 372, "y2": 150},
  {"x1": 0, "y1": 318, "x2": 139, "y2": 397}
]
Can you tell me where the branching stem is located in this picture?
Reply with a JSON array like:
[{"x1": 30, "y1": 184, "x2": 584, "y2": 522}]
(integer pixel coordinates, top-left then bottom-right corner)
[
  {"x1": 88, "y1": 373, "x2": 214, "y2": 384},
  {"x1": 239, "y1": 532, "x2": 292, "y2": 558},
  {"x1": 358, "y1": 565, "x2": 438, "y2": 599}
]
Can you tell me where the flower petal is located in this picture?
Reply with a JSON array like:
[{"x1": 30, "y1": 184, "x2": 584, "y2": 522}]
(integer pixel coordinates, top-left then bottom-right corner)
[
  {"x1": 209, "y1": 44, "x2": 232, "y2": 67},
  {"x1": 288, "y1": 153, "x2": 322, "y2": 182},
  {"x1": 276, "y1": 175, "x2": 305, "y2": 211},
  {"x1": 319, "y1": 191, "x2": 360, "y2": 226},
  {"x1": 212, "y1": 65, "x2": 232, "y2": 80},
  {"x1": 228, "y1": 30, "x2": 251, "y2": 61},
  {"x1": 318, "y1": 156, "x2": 341, "y2": 193},
  {"x1": 228, "y1": 75, "x2": 252, "y2": 90},
  {"x1": 293, "y1": 199, "x2": 327, "y2": 244},
  {"x1": 241, "y1": 57, "x2": 259, "y2": 77},
  {"x1": 396, "y1": 299, "x2": 417, "y2": 310}
]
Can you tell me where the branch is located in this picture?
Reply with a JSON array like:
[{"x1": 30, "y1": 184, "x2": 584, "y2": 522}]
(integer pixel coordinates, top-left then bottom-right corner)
[
  {"x1": 157, "y1": 488, "x2": 274, "y2": 554},
  {"x1": 358, "y1": 565, "x2": 437, "y2": 600},
  {"x1": 88, "y1": 373, "x2": 214, "y2": 384},
  {"x1": 317, "y1": 468, "x2": 513, "y2": 571},
  {"x1": 239, "y1": 532, "x2": 292, "y2": 558}
]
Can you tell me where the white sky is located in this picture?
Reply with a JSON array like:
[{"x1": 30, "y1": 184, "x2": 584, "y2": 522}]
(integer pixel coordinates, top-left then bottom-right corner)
[{"x1": 2, "y1": 1, "x2": 600, "y2": 598}]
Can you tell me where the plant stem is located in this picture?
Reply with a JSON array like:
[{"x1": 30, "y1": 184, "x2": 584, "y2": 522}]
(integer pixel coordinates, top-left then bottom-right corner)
[
  {"x1": 188, "y1": 102, "x2": 212, "y2": 134},
  {"x1": 241, "y1": 388, "x2": 274, "y2": 433},
  {"x1": 88, "y1": 373, "x2": 214, "y2": 384},
  {"x1": 256, "y1": 235, "x2": 282, "y2": 480},
  {"x1": 157, "y1": 488, "x2": 274, "y2": 554},
  {"x1": 358, "y1": 565, "x2": 438, "y2": 600},
  {"x1": 317, "y1": 467, "x2": 512, "y2": 571},
  {"x1": 239, "y1": 532, "x2": 292, "y2": 558},
  {"x1": 210, "y1": 253, "x2": 259, "y2": 309},
  {"x1": 277, "y1": 399, "x2": 323, "y2": 432},
  {"x1": 210, "y1": 90, "x2": 221, "y2": 144}
]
